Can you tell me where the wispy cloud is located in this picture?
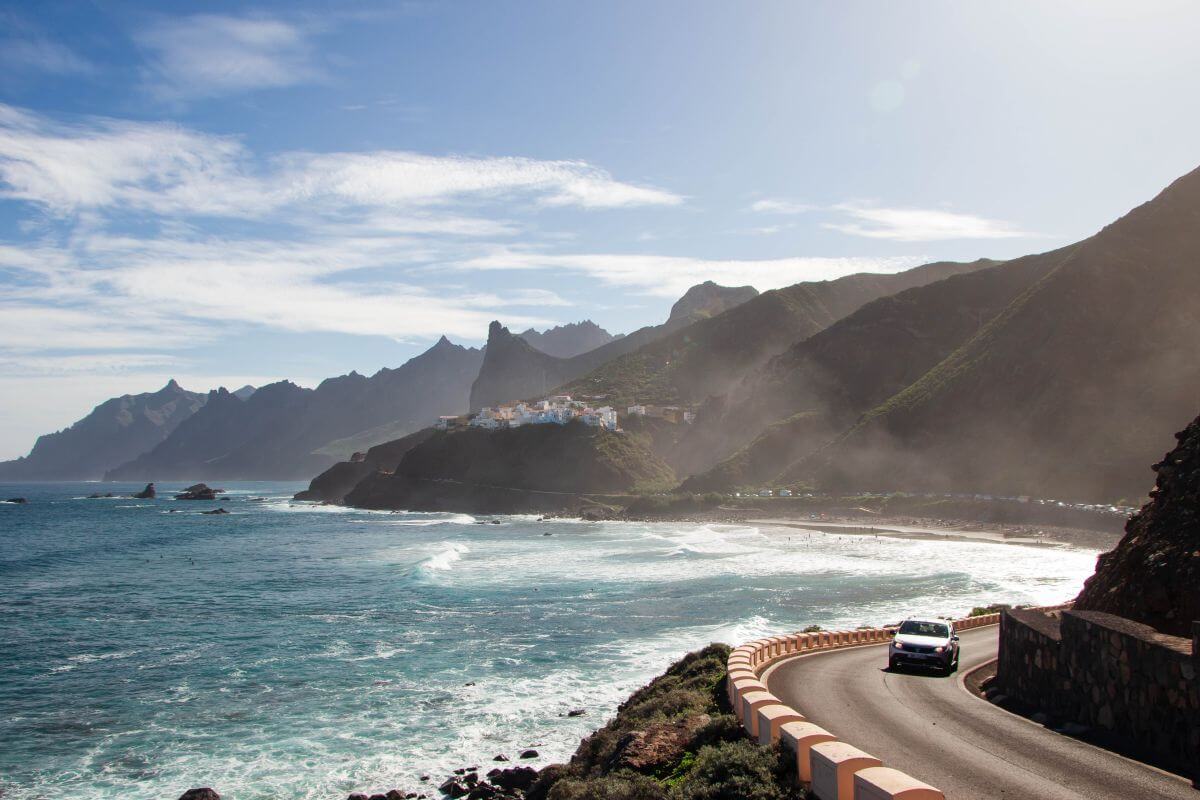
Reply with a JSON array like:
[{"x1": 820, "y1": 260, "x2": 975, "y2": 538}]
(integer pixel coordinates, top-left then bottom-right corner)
[
  {"x1": 749, "y1": 198, "x2": 814, "y2": 214},
  {"x1": 459, "y1": 249, "x2": 924, "y2": 298},
  {"x1": 136, "y1": 14, "x2": 324, "y2": 100},
  {"x1": 0, "y1": 37, "x2": 92, "y2": 76},
  {"x1": 824, "y1": 202, "x2": 1032, "y2": 241},
  {"x1": 0, "y1": 104, "x2": 683, "y2": 215}
]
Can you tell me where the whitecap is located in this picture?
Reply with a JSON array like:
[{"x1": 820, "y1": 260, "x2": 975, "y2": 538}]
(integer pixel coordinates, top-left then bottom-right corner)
[{"x1": 417, "y1": 542, "x2": 470, "y2": 572}]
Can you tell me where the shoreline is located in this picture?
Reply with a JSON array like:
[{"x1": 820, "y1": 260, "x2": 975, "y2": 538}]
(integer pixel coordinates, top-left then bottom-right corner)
[{"x1": 609, "y1": 507, "x2": 1123, "y2": 552}]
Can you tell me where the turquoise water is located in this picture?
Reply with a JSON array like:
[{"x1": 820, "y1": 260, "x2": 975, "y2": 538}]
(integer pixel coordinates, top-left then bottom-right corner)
[{"x1": 0, "y1": 483, "x2": 1098, "y2": 799}]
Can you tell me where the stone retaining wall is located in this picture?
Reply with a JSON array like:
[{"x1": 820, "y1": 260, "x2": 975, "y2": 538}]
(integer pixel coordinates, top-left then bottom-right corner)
[
  {"x1": 727, "y1": 610, "x2": 1016, "y2": 800},
  {"x1": 996, "y1": 608, "x2": 1199, "y2": 778}
]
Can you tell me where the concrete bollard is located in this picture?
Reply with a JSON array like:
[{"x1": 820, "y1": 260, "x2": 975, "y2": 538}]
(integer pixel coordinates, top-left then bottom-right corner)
[
  {"x1": 756, "y1": 703, "x2": 806, "y2": 745},
  {"x1": 730, "y1": 677, "x2": 767, "y2": 718},
  {"x1": 852, "y1": 766, "x2": 944, "y2": 800},
  {"x1": 740, "y1": 690, "x2": 780, "y2": 738},
  {"x1": 727, "y1": 668, "x2": 757, "y2": 703},
  {"x1": 810, "y1": 741, "x2": 883, "y2": 800},
  {"x1": 780, "y1": 720, "x2": 838, "y2": 783}
]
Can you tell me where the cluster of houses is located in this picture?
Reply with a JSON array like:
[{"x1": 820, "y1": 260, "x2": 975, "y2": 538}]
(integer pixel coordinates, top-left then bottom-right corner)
[
  {"x1": 435, "y1": 395, "x2": 699, "y2": 434},
  {"x1": 437, "y1": 395, "x2": 620, "y2": 432}
]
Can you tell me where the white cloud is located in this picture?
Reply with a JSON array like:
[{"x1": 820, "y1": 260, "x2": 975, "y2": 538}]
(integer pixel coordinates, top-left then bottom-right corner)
[
  {"x1": 136, "y1": 14, "x2": 324, "y2": 99},
  {"x1": 749, "y1": 199, "x2": 814, "y2": 214},
  {"x1": 824, "y1": 202, "x2": 1032, "y2": 241},
  {"x1": 0, "y1": 104, "x2": 682, "y2": 216},
  {"x1": 459, "y1": 249, "x2": 925, "y2": 298}
]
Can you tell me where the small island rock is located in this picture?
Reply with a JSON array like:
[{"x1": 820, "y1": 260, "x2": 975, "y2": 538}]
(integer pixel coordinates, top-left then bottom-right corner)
[
  {"x1": 175, "y1": 483, "x2": 224, "y2": 501},
  {"x1": 132, "y1": 482, "x2": 156, "y2": 499}
]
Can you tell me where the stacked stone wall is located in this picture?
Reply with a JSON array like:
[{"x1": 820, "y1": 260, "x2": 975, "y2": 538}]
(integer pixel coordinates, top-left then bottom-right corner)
[{"x1": 996, "y1": 608, "x2": 1198, "y2": 777}]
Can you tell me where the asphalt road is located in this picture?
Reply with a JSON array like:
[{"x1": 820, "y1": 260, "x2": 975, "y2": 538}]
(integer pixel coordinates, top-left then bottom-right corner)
[{"x1": 764, "y1": 625, "x2": 1195, "y2": 799}]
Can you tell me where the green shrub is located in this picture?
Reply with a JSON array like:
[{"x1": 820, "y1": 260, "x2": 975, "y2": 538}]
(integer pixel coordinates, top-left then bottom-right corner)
[
  {"x1": 672, "y1": 740, "x2": 791, "y2": 800},
  {"x1": 801, "y1": 625, "x2": 823, "y2": 633},
  {"x1": 548, "y1": 773, "x2": 668, "y2": 800},
  {"x1": 969, "y1": 604, "x2": 1009, "y2": 617}
]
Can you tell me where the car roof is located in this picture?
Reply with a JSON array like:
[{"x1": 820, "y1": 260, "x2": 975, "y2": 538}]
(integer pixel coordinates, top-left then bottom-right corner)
[{"x1": 902, "y1": 618, "x2": 951, "y2": 626}]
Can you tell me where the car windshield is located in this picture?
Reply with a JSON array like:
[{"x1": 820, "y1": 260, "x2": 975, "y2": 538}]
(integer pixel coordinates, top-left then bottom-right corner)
[{"x1": 899, "y1": 621, "x2": 949, "y2": 638}]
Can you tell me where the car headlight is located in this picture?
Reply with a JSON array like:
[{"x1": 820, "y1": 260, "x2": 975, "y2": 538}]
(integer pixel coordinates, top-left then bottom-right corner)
[
  {"x1": 892, "y1": 641, "x2": 904, "y2": 650},
  {"x1": 934, "y1": 645, "x2": 946, "y2": 653}
]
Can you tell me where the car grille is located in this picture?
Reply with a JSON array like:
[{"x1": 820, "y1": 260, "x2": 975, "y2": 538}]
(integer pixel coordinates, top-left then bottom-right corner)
[{"x1": 906, "y1": 645, "x2": 936, "y2": 654}]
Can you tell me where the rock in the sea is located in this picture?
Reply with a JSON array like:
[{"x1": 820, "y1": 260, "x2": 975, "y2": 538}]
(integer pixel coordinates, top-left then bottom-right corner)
[
  {"x1": 347, "y1": 794, "x2": 369, "y2": 800},
  {"x1": 178, "y1": 790, "x2": 220, "y2": 800},
  {"x1": 566, "y1": 708, "x2": 585, "y2": 717},
  {"x1": 438, "y1": 778, "x2": 469, "y2": 798},
  {"x1": 88, "y1": 492, "x2": 114, "y2": 498},
  {"x1": 175, "y1": 483, "x2": 224, "y2": 501},
  {"x1": 201, "y1": 508, "x2": 229, "y2": 515},
  {"x1": 487, "y1": 766, "x2": 537, "y2": 792},
  {"x1": 5, "y1": 497, "x2": 27, "y2": 504},
  {"x1": 518, "y1": 749, "x2": 539, "y2": 759},
  {"x1": 492, "y1": 754, "x2": 509, "y2": 762},
  {"x1": 132, "y1": 482, "x2": 156, "y2": 499}
]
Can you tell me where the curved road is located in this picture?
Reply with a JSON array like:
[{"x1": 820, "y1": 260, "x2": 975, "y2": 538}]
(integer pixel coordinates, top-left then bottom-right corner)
[{"x1": 764, "y1": 626, "x2": 1194, "y2": 800}]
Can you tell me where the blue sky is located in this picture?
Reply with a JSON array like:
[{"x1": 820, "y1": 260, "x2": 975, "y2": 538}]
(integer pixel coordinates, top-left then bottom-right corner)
[{"x1": 2, "y1": 0, "x2": 1200, "y2": 458}]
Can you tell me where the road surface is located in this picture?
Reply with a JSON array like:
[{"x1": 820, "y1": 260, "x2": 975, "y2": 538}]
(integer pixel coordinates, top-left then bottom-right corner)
[{"x1": 764, "y1": 625, "x2": 1194, "y2": 799}]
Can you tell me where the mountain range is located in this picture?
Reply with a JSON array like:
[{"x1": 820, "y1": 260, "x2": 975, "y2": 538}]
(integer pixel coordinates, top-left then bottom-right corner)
[
  {"x1": 0, "y1": 380, "x2": 207, "y2": 480},
  {"x1": 10, "y1": 165, "x2": 1200, "y2": 502},
  {"x1": 104, "y1": 336, "x2": 483, "y2": 481}
]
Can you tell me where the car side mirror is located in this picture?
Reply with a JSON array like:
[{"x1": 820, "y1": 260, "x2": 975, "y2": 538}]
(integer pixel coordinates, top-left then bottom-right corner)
[{"x1": 952, "y1": 634, "x2": 960, "y2": 641}]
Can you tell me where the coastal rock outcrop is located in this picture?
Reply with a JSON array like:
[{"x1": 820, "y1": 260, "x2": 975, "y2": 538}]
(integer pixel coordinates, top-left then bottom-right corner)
[
  {"x1": 344, "y1": 422, "x2": 674, "y2": 513},
  {"x1": 132, "y1": 482, "x2": 156, "y2": 499},
  {"x1": 5, "y1": 497, "x2": 28, "y2": 504},
  {"x1": 294, "y1": 427, "x2": 438, "y2": 504},
  {"x1": 1075, "y1": 412, "x2": 1200, "y2": 636},
  {"x1": 175, "y1": 483, "x2": 223, "y2": 501}
]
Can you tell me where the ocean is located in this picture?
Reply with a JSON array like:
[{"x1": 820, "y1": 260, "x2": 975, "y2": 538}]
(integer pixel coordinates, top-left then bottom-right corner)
[{"x1": 0, "y1": 482, "x2": 1099, "y2": 799}]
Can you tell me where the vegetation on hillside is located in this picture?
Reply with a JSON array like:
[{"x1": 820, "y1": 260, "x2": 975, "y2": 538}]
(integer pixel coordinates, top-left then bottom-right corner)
[{"x1": 528, "y1": 644, "x2": 799, "y2": 800}]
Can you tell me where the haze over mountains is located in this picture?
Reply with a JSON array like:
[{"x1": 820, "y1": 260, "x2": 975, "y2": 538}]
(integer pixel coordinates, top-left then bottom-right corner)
[{"x1": 9, "y1": 166, "x2": 1200, "y2": 503}]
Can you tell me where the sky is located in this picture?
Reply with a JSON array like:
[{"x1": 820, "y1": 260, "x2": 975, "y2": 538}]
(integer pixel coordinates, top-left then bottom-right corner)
[{"x1": 2, "y1": 1, "x2": 1200, "y2": 459}]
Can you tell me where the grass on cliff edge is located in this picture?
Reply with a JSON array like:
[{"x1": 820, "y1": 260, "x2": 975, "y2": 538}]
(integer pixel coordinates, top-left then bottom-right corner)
[{"x1": 528, "y1": 644, "x2": 800, "y2": 800}]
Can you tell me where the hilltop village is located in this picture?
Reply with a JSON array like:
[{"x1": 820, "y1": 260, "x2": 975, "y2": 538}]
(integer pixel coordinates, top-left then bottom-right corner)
[{"x1": 436, "y1": 395, "x2": 696, "y2": 433}]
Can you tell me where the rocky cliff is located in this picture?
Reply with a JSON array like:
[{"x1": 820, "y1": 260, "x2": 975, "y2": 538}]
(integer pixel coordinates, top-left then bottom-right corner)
[
  {"x1": 344, "y1": 422, "x2": 674, "y2": 512},
  {"x1": 0, "y1": 380, "x2": 207, "y2": 480},
  {"x1": 1074, "y1": 414, "x2": 1200, "y2": 637},
  {"x1": 294, "y1": 428, "x2": 437, "y2": 503}
]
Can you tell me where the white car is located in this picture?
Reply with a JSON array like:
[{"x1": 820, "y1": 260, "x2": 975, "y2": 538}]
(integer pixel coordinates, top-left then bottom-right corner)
[{"x1": 888, "y1": 619, "x2": 960, "y2": 674}]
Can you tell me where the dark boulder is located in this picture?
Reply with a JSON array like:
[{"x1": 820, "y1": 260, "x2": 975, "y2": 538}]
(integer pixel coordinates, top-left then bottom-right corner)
[
  {"x1": 5, "y1": 497, "x2": 27, "y2": 504},
  {"x1": 201, "y1": 508, "x2": 229, "y2": 515},
  {"x1": 178, "y1": 790, "x2": 220, "y2": 800},
  {"x1": 132, "y1": 482, "x2": 156, "y2": 499},
  {"x1": 518, "y1": 749, "x2": 539, "y2": 759},
  {"x1": 487, "y1": 766, "x2": 537, "y2": 792},
  {"x1": 438, "y1": 778, "x2": 469, "y2": 798}
]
